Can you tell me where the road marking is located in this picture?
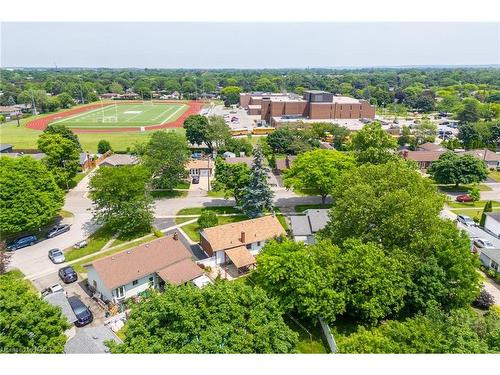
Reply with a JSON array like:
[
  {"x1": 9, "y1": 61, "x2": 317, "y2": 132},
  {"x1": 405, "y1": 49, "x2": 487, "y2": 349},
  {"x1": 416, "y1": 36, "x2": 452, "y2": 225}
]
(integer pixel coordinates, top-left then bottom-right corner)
[{"x1": 161, "y1": 104, "x2": 187, "y2": 124}]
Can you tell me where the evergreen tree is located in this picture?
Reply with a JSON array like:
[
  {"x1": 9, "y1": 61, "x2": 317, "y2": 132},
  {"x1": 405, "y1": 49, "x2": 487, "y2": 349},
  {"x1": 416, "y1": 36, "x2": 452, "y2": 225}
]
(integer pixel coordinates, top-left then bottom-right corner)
[
  {"x1": 241, "y1": 147, "x2": 274, "y2": 218},
  {"x1": 480, "y1": 200, "x2": 493, "y2": 227}
]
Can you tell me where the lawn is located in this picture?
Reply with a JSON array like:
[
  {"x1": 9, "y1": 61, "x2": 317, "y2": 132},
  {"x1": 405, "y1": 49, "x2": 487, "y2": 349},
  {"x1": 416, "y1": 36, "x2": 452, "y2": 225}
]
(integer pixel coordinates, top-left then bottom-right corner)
[
  {"x1": 488, "y1": 170, "x2": 500, "y2": 182},
  {"x1": 285, "y1": 317, "x2": 329, "y2": 354},
  {"x1": 447, "y1": 200, "x2": 500, "y2": 209},
  {"x1": 207, "y1": 190, "x2": 227, "y2": 198},
  {"x1": 0, "y1": 116, "x2": 185, "y2": 153},
  {"x1": 176, "y1": 206, "x2": 240, "y2": 216},
  {"x1": 53, "y1": 103, "x2": 188, "y2": 129},
  {"x1": 436, "y1": 184, "x2": 492, "y2": 192},
  {"x1": 450, "y1": 207, "x2": 500, "y2": 217},
  {"x1": 181, "y1": 215, "x2": 249, "y2": 242},
  {"x1": 151, "y1": 190, "x2": 188, "y2": 199},
  {"x1": 295, "y1": 203, "x2": 333, "y2": 213},
  {"x1": 64, "y1": 226, "x2": 115, "y2": 262}
]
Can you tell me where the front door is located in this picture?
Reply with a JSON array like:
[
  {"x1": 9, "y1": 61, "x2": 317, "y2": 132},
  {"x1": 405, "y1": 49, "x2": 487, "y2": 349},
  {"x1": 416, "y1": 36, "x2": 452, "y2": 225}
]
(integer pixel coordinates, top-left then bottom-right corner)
[{"x1": 115, "y1": 286, "x2": 125, "y2": 299}]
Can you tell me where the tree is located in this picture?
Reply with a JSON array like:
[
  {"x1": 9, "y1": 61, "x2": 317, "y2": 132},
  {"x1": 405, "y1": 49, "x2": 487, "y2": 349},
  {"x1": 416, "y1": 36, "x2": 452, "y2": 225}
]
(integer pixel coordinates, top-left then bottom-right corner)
[
  {"x1": 350, "y1": 122, "x2": 397, "y2": 164},
  {"x1": 0, "y1": 156, "x2": 64, "y2": 235},
  {"x1": 0, "y1": 271, "x2": 70, "y2": 353},
  {"x1": 457, "y1": 98, "x2": 481, "y2": 123},
  {"x1": 57, "y1": 92, "x2": 74, "y2": 108},
  {"x1": 254, "y1": 239, "x2": 345, "y2": 325},
  {"x1": 109, "y1": 82, "x2": 124, "y2": 94},
  {"x1": 183, "y1": 114, "x2": 208, "y2": 146},
  {"x1": 428, "y1": 152, "x2": 488, "y2": 187},
  {"x1": 0, "y1": 242, "x2": 12, "y2": 274},
  {"x1": 38, "y1": 133, "x2": 80, "y2": 189},
  {"x1": 413, "y1": 120, "x2": 437, "y2": 145},
  {"x1": 337, "y1": 239, "x2": 409, "y2": 324},
  {"x1": 241, "y1": 148, "x2": 274, "y2": 218},
  {"x1": 469, "y1": 185, "x2": 480, "y2": 202},
  {"x1": 480, "y1": 200, "x2": 493, "y2": 227},
  {"x1": 266, "y1": 128, "x2": 295, "y2": 154},
  {"x1": 141, "y1": 131, "x2": 189, "y2": 189},
  {"x1": 108, "y1": 282, "x2": 298, "y2": 353},
  {"x1": 219, "y1": 137, "x2": 253, "y2": 157},
  {"x1": 212, "y1": 158, "x2": 251, "y2": 204},
  {"x1": 197, "y1": 210, "x2": 218, "y2": 229},
  {"x1": 283, "y1": 149, "x2": 355, "y2": 204},
  {"x1": 254, "y1": 77, "x2": 277, "y2": 92},
  {"x1": 458, "y1": 123, "x2": 481, "y2": 149},
  {"x1": 43, "y1": 123, "x2": 82, "y2": 151},
  {"x1": 337, "y1": 306, "x2": 500, "y2": 353},
  {"x1": 89, "y1": 165, "x2": 153, "y2": 236},
  {"x1": 183, "y1": 115, "x2": 231, "y2": 153},
  {"x1": 97, "y1": 139, "x2": 112, "y2": 154},
  {"x1": 220, "y1": 86, "x2": 241, "y2": 105}
]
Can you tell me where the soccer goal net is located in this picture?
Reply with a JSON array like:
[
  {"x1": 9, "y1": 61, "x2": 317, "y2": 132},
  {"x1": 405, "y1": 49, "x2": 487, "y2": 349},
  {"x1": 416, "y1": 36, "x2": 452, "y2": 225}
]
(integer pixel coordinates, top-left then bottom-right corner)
[{"x1": 102, "y1": 116, "x2": 118, "y2": 123}]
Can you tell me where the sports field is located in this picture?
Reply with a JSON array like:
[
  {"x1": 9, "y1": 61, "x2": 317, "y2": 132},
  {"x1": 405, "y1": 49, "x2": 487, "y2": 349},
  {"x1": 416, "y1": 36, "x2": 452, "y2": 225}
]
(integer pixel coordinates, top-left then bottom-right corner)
[{"x1": 51, "y1": 103, "x2": 188, "y2": 129}]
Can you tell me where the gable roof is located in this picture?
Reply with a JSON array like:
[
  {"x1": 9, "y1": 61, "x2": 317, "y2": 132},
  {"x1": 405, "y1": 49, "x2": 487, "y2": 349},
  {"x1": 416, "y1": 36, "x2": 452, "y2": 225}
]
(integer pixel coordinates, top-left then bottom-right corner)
[
  {"x1": 84, "y1": 235, "x2": 195, "y2": 290},
  {"x1": 225, "y1": 156, "x2": 254, "y2": 168},
  {"x1": 186, "y1": 159, "x2": 213, "y2": 170},
  {"x1": 200, "y1": 215, "x2": 286, "y2": 252},
  {"x1": 100, "y1": 154, "x2": 138, "y2": 167},
  {"x1": 480, "y1": 248, "x2": 500, "y2": 264},
  {"x1": 305, "y1": 209, "x2": 330, "y2": 232},
  {"x1": 156, "y1": 258, "x2": 203, "y2": 286},
  {"x1": 64, "y1": 326, "x2": 121, "y2": 354},
  {"x1": 225, "y1": 246, "x2": 256, "y2": 268},
  {"x1": 290, "y1": 209, "x2": 330, "y2": 237},
  {"x1": 289, "y1": 215, "x2": 312, "y2": 236},
  {"x1": 418, "y1": 142, "x2": 445, "y2": 152},
  {"x1": 485, "y1": 212, "x2": 500, "y2": 222},
  {"x1": 460, "y1": 149, "x2": 500, "y2": 162},
  {"x1": 403, "y1": 150, "x2": 444, "y2": 162},
  {"x1": 0, "y1": 144, "x2": 13, "y2": 152}
]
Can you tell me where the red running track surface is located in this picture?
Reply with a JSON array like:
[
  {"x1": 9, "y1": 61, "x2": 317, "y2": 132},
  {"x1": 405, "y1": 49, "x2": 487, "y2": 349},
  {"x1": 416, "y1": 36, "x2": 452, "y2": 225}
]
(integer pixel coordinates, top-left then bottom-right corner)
[{"x1": 25, "y1": 100, "x2": 204, "y2": 133}]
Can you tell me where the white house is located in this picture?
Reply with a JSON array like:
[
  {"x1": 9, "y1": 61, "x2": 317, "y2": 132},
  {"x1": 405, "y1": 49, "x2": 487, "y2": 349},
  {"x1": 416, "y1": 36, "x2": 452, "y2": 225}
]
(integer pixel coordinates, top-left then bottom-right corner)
[
  {"x1": 84, "y1": 234, "x2": 205, "y2": 303},
  {"x1": 199, "y1": 215, "x2": 286, "y2": 271},
  {"x1": 479, "y1": 248, "x2": 500, "y2": 273},
  {"x1": 186, "y1": 159, "x2": 213, "y2": 177},
  {"x1": 484, "y1": 212, "x2": 500, "y2": 237}
]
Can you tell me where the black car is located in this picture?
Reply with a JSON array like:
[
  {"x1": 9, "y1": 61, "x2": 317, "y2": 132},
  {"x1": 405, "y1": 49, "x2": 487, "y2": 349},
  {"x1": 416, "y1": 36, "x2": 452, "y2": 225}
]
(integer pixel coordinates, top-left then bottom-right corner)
[
  {"x1": 6, "y1": 235, "x2": 37, "y2": 251},
  {"x1": 192, "y1": 176, "x2": 200, "y2": 184},
  {"x1": 47, "y1": 224, "x2": 70, "y2": 238},
  {"x1": 68, "y1": 296, "x2": 93, "y2": 327},
  {"x1": 58, "y1": 266, "x2": 78, "y2": 284}
]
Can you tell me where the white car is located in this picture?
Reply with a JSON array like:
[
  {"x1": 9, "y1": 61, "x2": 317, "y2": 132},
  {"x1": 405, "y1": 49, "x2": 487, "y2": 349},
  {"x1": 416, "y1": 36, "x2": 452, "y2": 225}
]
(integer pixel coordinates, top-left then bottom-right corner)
[
  {"x1": 41, "y1": 283, "x2": 65, "y2": 297},
  {"x1": 473, "y1": 238, "x2": 496, "y2": 249},
  {"x1": 456, "y1": 214, "x2": 475, "y2": 227}
]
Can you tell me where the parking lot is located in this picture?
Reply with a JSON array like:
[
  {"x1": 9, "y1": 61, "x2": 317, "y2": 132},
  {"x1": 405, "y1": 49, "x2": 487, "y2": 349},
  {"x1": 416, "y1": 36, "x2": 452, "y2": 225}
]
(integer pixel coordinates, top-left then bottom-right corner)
[{"x1": 212, "y1": 105, "x2": 259, "y2": 131}]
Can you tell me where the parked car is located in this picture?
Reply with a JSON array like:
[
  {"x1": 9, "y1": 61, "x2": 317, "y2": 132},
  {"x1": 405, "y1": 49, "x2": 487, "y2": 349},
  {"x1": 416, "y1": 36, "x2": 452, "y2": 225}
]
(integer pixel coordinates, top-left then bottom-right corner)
[
  {"x1": 58, "y1": 266, "x2": 78, "y2": 284},
  {"x1": 73, "y1": 240, "x2": 88, "y2": 249},
  {"x1": 191, "y1": 152, "x2": 202, "y2": 159},
  {"x1": 192, "y1": 176, "x2": 200, "y2": 184},
  {"x1": 41, "y1": 283, "x2": 65, "y2": 297},
  {"x1": 473, "y1": 238, "x2": 496, "y2": 249},
  {"x1": 456, "y1": 194, "x2": 473, "y2": 202},
  {"x1": 47, "y1": 224, "x2": 70, "y2": 238},
  {"x1": 229, "y1": 110, "x2": 237, "y2": 114},
  {"x1": 68, "y1": 296, "x2": 93, "y2": 327},
  {"x1": 456, "y1": 214, "x2": 476, "y2": 227},
  {"x1": 6, "y1": 235, "x2": 37, "y2": 251},
  {"x1": 48, "y1": 248, "x2": 65, "y2": 264}
]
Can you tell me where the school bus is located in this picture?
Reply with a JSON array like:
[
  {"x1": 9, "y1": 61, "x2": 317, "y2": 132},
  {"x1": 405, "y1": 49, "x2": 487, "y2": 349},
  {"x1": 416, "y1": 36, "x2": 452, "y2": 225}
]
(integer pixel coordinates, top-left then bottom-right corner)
[
  {"x1": 231, "y1": 128, "x2": 251, "y2": 136},
  {"x1": 252, "y1": 127, "x2": 276, "y2": 135}
]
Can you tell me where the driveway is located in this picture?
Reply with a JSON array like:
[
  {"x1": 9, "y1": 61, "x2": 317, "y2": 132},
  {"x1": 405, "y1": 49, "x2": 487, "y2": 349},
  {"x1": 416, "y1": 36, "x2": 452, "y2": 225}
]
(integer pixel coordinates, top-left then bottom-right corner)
[{"x1": 9, "y1": 171, "x2": 97, "y2": 280}]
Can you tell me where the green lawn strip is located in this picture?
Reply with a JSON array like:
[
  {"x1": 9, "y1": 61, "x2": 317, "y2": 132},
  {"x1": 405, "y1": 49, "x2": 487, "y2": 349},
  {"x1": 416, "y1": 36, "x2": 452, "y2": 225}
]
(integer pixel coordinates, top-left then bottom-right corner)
[
  {"x1": 488, "y1": 170, "x2": 500, "y2": 182},
  {"x1": 284, "y1": 316, "x2": 328, "y2": 354},
  {"x1": 175, "y1": 216, "x2": 197, "y2": 225},
  {"x1": 207, "y1": 190, "x2": 227, "y2": 198},
  {"x1": 175, "y1": 181, "x2": 190, "y2": 189},
  {"x1": 151, "y1": 190, "x2": 188, "y2": 199},
  {"x1": 295, "y1": 204, "x2": 333, "y2": 213},
  {"x1": 71, "y1": 234, "x2": 157, "y2": 274},
  {"x1": 64, "y1": 226, "x2": 115, "y2": 262},
  {"x1": 447, "y1": 200, "x2": 500, "y2": 209},
  {"x1": 450, "y1": 207, "x2": 500, "y2": 216},
  {"x1": 177, "y1": 206, "x2": 240, "y2": 216},
  {"x1": 436, "y1": 184, "x2": 492, "y2": 192}
]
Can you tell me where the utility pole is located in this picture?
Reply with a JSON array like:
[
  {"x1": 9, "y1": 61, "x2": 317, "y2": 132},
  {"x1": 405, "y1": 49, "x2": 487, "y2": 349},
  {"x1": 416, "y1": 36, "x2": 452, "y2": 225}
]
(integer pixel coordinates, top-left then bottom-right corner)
[
  {"x1": 30, "y1": 90, "x2": 37, "y2": 115},
  {"x1": 207, "y1": 156, "x2": 211, "y2": 192}
]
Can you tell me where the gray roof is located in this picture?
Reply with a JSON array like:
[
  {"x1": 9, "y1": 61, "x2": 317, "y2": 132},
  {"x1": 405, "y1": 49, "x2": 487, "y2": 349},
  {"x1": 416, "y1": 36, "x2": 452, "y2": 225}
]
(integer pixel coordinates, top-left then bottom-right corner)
[
  {"x1": 290, "y1": 215, "x2": 313, "y2": 236},
  {"x1": 0, "y1": 144, "x2": 13, "y2": 152},
  {"x1": 99, "y1": 154, "x2": 138, "y2": 167},
  {"x1": 480, "y1": 248, "x2": 500, "y2": 264},
  {"x1": 305, "y1": 209, "x2": 330, "y2": 232},
  {"x1": 64, "y1": 326, "x2": 121, "y2": 354},
  {"x1": 43, "y1": 293, "x2": 77, "y2": 324},
  {"x1": 2, "y1": 152, "x2": 46, "y2": 160},
  {"x1": 485, "y1": 212, "x2": 500, "y2": 222},
  {"x1": 79, "y1": 153, "x2": 91, "y2": 165}
]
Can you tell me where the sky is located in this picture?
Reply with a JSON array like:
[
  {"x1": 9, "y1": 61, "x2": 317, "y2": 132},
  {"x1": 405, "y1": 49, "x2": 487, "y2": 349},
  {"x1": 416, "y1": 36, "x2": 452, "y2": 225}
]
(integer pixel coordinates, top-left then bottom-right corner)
[{"x1": 1, "y1": 22, "x2": 499, "y2": 69}]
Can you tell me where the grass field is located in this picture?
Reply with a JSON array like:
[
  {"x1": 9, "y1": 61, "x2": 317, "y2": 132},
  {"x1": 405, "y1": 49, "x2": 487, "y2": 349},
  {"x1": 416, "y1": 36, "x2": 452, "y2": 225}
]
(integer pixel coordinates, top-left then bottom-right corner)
[{"x1": 52, "y1": 103, "x2": 188, "y2": 129}]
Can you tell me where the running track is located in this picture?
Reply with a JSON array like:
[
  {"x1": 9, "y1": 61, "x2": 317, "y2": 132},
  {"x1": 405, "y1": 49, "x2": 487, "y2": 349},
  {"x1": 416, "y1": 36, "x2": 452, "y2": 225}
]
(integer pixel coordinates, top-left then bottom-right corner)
[{"x1": 25, "y1": 100, "x2": 204, "y2": 133}]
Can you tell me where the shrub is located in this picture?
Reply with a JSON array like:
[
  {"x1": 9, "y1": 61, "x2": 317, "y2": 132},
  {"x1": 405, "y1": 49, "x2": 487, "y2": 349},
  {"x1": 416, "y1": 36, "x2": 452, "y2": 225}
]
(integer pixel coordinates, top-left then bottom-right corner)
[
  {"x1": 197, "y1": 210, "x2": 218, "y2": 229},
  {"x1": 487, "y1": 269, "x2": 497, "y2": 279},
  {"x1": 153, "y1": 229, "x2": 163, "y2": 238},
  {"x1": 473, "y1": 288, "x2": 495, "y2": 309},
  {"x1": 97, "y1": 139, "x2": 112, "y2": 154}
]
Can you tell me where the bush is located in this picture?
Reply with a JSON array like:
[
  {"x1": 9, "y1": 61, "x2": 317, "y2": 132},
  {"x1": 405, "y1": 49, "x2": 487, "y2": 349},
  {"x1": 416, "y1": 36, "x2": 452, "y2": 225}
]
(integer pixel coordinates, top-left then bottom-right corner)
[
  {"x1": 473, "y1": 288, "x2": 495, "y2": 309},
  {"x1": 487, "y1": 269, "x2": 497, "y2": 279},
  {"x1": 97, "y1": 139, "x2": 112, "y2": 154},
  {"x1": 153, "y1": 229, "x2": 163, "y2": 238},
  {"x1": 197, "y1": 210, "x2": 218, "y2": 229}
]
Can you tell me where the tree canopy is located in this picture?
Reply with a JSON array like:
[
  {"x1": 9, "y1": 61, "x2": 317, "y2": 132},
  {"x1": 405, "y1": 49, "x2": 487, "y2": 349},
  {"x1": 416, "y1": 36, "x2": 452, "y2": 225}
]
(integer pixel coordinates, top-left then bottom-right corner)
[
  {"x1": 350, "y1": 122, "x2": 397, "y2": 164},
  {"x1": 428, "y1": 151, "x2": 488, "y2": 187},
  {"x1": 0, "y1": 271, "x2": 70, "y2": 353},
  {"x1": 108, "y1": 282, "x2": 298, "y2": 353},
  {"x1": 0, "y1": 156, "x2": 64, "y2": 235},
  {"x1": 212, "y1": 158, "x2": 251, "y2": 205},
  {"x1": 183, "y1": 115, "x2": 231, "y2": 153}
]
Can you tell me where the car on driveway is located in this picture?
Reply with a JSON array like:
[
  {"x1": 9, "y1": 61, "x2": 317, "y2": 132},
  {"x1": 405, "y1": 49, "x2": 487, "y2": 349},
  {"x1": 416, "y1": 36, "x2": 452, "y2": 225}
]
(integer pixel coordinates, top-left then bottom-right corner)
[
  {"x1": 192, "y1": 176, "x2": 200, "y2": 184},
  {"x1": 47, "y1": 224, "x2": 70, "y2": 238},
  {"x1": 73, "y1": 240, "x2": 88, "y2": 249},
  {"x1": 456, "y1": 214, "x2": 476, "y2": 227},
  {"x1": 473, "y1": 238, "x2": 496, "y2": 249},
  {"x1": 41, "y1": 283, "x2": 65, "y2": 297},
  {"x1": 48, "y1": 248, "x2": 65, "y2": 264},
  {"x1": 68, "y1": 296, "x2": 93, "y2": 327},
  {"x1": 456, "y1": 194, "x2": 473, "y2": 202},
  {"x1": 6, "y1": 235, "x2": 37, "y2": 251},
  {"x1": 59, "y1": 266, "x2": 78, "y2": 284}
]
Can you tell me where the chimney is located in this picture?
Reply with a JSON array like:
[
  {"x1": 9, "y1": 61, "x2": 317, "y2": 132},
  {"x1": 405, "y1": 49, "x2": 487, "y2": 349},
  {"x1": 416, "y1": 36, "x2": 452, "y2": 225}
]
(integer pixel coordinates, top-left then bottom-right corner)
[
  {"x1": 173, "y1": 232, "x2": 178, "y2": 241},
  {"x1": 240, "y1": 151, "x2": 245, "y2": 157},
  {"x1": 240, "y1": 231, "x2": 246, "y2": 243}
]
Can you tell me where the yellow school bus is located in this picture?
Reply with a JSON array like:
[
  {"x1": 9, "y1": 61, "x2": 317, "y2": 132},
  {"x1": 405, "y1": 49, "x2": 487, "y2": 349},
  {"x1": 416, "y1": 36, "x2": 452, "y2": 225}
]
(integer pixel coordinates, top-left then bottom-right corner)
[{"x1": 252, "y1": 127, "x2": 275, "y2": 135}]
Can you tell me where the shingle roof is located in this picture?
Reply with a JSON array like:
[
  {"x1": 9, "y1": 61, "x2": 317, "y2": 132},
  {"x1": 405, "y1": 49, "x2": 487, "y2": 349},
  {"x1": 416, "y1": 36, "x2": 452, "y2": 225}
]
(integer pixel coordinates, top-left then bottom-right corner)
[
  {"x1": 99, "y1": 154, "x2": 138, "y2": 166},
  {"x1": 290, "y1": 209, "x2": 329, "y2": 237},
  {"x1": 64, "y1": 326, "x2": 121, "y2": 354},
  {"x1": 84, "y1": 235, "x2": 196, "y2": 290},
  {"x1": 225, "y1": 246, "x2": 256, "y2": 268},
  {"x1": 186, "y1": 159, "x2": 213, "y2": 170},
  {"x1": 305, "y1": 209, "x2": 330, "y2": 232},
  {"x1": 404, "y1": 150, "x2": 444, "y2": 162},
  {"x1": 289, "y1": 215, "x2": 312, "y2": 236},
  {"x1": 200, "y1": 216, "x2": 286, "y2": 252},
  {"x1": 156, "y1": 258, "x2": 203, "y2": 286},
  {"x1": 418, "y1": 142, "x2": 445, "y2": 152},
  {"x1": 480, "y1": 248, "x2": 500, "y2": 264},
  {"x1": 485, "y1": 212, "x2": 500, "y2": 221},
  {"x1": 225, "y1": 156, "x2": 254, "y2": 168},
  {"x1": 43, "y1": 293, "x2": 77, "y2": 324},
  {"x1": 460, "y1": 149, "x2": 500, "y2": 162},
  {"x1": 0, "y1": 144, "x2": 13, "y2": 152}
]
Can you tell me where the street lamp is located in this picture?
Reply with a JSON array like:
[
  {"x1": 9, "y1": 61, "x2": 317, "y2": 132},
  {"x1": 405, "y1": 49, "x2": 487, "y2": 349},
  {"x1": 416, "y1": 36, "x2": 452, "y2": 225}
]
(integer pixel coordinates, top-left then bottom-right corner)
[{"x1": 62, "y1": 159, "x2": 69, "y2": 190}]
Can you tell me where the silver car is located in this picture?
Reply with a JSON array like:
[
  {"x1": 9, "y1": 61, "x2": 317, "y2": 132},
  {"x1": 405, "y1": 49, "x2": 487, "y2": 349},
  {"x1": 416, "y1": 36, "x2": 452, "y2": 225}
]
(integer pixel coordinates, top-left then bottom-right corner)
[
  {"x1": 473, "y1": 238, "x2": 496, "y2": 249},
  {"x1": 48, "y1": 248, "x2": 65, "y2": 264},
  {"x1": 456, "y1": 214, "x2": 475, "y2": 227}
]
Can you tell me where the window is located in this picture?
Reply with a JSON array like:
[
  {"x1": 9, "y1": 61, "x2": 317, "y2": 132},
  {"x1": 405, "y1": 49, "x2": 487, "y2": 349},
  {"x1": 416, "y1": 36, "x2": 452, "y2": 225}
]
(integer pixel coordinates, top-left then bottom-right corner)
[
  {"x1": 132, "y1": 279, "x2": 138, "y2": 286},
  {"x1": 246, "y1": 244, "x2": 252, "y2": 250},
  {"x1": 257, "y1": 241, "x2": 261, "y2": 246},
  {"x1": 149, "y1": 276, "x2": 154, "y2": 282}
]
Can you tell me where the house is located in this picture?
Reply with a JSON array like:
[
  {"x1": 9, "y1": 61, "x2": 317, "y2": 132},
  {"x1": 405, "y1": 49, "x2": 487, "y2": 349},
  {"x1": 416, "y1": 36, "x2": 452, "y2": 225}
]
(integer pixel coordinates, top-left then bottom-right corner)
[
  {"x1": 400, "y1": 150, "x2": 444, "y2": 170},
  {"x1": 99, "y1": 154, "x2": 138, "y2": 167},
  {"x1": 484, "y1": 212, "x2": 500, "y2": 237},
  {"x1": 64, "y1": 326, "x2": 121, "y2": 354},
  {"x1": 0, "y1": 144, "x2": 13, "y2": 153},
  {"x1": 199, "y1": 215, "x2": 286, "y2": 271},
  {"x1": 417, "y1": 142, "x2": 446, "y2": 152},
  {"x1": 186, "y1": 159, "x2": 213, "y2": 177},
  {"x1": 84, "y1": 234, "x2": 205, "y2": 303},
  {"x1": 225, "y1": 156, "x2": 254, "y2": 168},
  {"x1": 79, "y1": 152, "x2": 94, "y2": 171},
  {"x1": 458, "y1": 149, "x2": 500, "y2": 170},
  {"x1": 289, "y1": 209, "x2": 329, "y2": 244},
  {"x1": 479, "y1": 248, "x2": 500, "y2": 273},
  {"x1": 43, "y1": 292, "x2": 77, "y2": 325}
]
